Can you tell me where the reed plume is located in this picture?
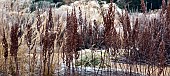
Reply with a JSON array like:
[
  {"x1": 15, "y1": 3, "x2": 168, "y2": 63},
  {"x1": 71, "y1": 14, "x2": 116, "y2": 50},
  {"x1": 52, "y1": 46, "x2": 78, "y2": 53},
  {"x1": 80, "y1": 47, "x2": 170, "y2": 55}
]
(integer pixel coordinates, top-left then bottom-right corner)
[
  {"x1": 64, "y1": 7, "x2": 79, "y2": 75},
  {"x1": 10, "y1": 24, "x2": 19, "y2": 76},
  {"x1": 161, "y1": 0, "x2": 166, "y2": 13},
  {"x1": 140, "y1": 0, "x2": 146, "y2": 13}
]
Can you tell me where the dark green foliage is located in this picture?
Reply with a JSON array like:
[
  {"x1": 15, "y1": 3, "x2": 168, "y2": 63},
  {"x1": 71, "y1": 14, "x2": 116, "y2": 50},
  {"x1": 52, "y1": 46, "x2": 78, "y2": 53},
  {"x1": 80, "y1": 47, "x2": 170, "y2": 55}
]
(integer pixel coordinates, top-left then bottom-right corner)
[
  {"x1": 53, "y1": 0, "x2": 63, "y2": 3},
  {"x1": 101, "y1": 0, "x2": 117, "y2": 3},
  {"x1": 30, "y1": 4, "x2": 36, "y2": 12},
  {"x1": 30, "y1": 0, "x2": 64, "y2": 12},
  {"x1": 32, "y1": 0, "x2": 168, "y2": 12},
  {"x1": 103, "y1": 0, "x2": 168, "y2": 12},
  {"x1": 34, "y1": 0, "x2": 63, "y2": 3},
  {"x1": 34, "y1": 0, "x2": 53, "y2": 3},
  {"x1": 122, "y1": 0, "x2": 168, "y2": 12}
]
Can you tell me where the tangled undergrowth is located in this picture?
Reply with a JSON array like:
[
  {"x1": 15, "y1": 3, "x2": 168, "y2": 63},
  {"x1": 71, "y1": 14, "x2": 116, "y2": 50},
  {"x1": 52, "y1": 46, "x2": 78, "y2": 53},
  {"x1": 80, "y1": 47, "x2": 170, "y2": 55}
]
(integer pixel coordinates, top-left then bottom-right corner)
[{"x1": 0, "y1": 0, "x2": 170, "y2": 76}]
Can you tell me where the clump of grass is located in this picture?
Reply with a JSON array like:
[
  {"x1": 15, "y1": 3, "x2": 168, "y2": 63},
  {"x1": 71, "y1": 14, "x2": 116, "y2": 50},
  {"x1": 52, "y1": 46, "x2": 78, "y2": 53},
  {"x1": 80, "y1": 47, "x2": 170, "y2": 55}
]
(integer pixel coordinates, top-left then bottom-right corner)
[
  {"x1": 64, "y1": 7, "x2": 79, "y2": 75},
  {"x1": 38, "y1": 6, "x2": 57, "y2": 76},
  {"x1": 25, "y1": 18, "x2": 37, "y2": 75}
]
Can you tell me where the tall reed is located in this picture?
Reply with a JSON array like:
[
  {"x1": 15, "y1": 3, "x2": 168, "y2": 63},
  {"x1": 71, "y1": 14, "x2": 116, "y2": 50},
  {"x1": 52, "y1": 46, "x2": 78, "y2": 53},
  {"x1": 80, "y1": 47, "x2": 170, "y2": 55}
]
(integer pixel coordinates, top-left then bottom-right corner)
[
  {"x1": 2, "y1": 28, "x2": 8, "y2": 72},
  {"x1": 10, "y1": 24, "x2": 20, "y2": 76}
]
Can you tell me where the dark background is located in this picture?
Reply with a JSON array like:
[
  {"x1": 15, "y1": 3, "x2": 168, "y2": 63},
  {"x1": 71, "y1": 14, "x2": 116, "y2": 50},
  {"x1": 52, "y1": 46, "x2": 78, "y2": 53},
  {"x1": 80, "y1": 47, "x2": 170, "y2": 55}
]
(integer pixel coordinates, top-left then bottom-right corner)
[{"x1": 33, "y1": 0, "x2": 169, "y2": 12}]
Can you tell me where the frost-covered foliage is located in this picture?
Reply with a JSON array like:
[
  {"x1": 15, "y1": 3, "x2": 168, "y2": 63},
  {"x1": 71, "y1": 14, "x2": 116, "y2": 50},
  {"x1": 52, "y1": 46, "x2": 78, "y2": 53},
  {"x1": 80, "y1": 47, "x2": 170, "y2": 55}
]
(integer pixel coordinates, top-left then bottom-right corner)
[{"x1": 0, "y1": 0, "x2": 170, "y2": 76}]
